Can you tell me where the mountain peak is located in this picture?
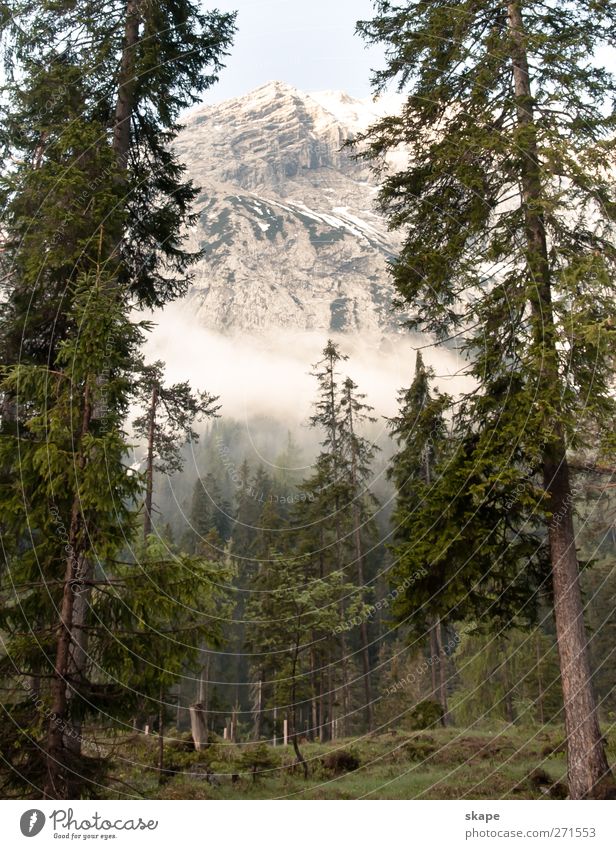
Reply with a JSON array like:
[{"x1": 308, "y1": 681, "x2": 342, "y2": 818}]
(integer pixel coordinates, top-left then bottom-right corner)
[{"x1": 174, "y1": 82, "x2": 402, "y2": 334}]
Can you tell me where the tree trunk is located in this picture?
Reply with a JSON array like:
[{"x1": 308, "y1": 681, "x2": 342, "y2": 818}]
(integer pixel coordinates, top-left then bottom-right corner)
[
  {"x1": 344, "y1": 385, "x2": 374, "y2": 731},
  {"x1": 157, "y1": 686, "x2": 165, "y2": 785},
  {"x1": 44, "y1": 548, "x2": 86, "y2": 799},
  {"x1": 251, "y1": 671, "x2": 262, "y2": 741},
  {"x1": 339, "y1": 633, "x2": 350, "y2": 738},
  {"x1": 112, "y1": 0, "x2": 141, "y2": 165},
  {"x1": 353, "y1": 501, "x2": 374, "y2": 727},
  {"x1": 545, "y1": 450, "x2": 610, "y2": 797},
  {"x1": 434, "y1": 616, "x2": 449, "y2": 726},
  {"x1": 500, "y1": 641, "x2": 516, "y2": 725},
  {"x1": 290, "y1": 639, "x2": 308, "y2": 779},
  {"x1": 63, "y1": 572, "x2": 95, "y2": 798},
  {"x1": 231, "y1": 704, "x2": 238, "y2": 743},
  {"x1": 198, "y1": 654, "x2": 210, "y2": 744},
  {"x1": 318, "y1": 666, "x2": 326, "y2": 742},
  {"x1": 429, "y1": 622, "x2": 438, "y2": 697},
  {"x1": 310, "y1": 647, "x2": 319, "y2": 741},
  {"x1": 143, "y1": 384, "x2": 158, "y2": 540},
  {"x1": 507, "y1": 1, "x2": 611, "y2": 798},
  {"x1": 44, "y1": 384, "x2": 92, "y2": 799},
  {"x1": 536, "y1": 630, "x2": 545, "y2": 725},
  {"x1": 189, "y1": 703, "x2": 208, "y2": 752}
]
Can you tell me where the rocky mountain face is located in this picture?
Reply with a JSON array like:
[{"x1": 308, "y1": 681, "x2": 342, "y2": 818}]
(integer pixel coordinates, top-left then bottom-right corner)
[{"x1": 175, "y1": 81, "x2": 404, "y2": 333}]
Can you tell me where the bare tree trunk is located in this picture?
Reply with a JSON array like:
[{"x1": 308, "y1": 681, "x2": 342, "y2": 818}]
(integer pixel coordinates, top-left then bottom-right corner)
[
  {"x1": 290, "y1": 638, "x2": 308, "y2": 779},
  {"x1": 536, "y1": 631, "x2": 545, "y2": 725},
  {"x1": 198, "y1": 655, "x2": 209, "y2": 745},
  {"x1": 318, "y1": 666, "x2": 326, "y2": 742},
  {"x1": 326, "y1": 650, "x2": 335, "y2": 742},
  {"x1": 310, "y1": 647, "x2": 319, "y2": 741},
  {"x1": 507, "y1": 1, "x2": 612, "y2": 799},
  {"x1": 63, "y1": 574, "x2": 94, "y2": 797},
  {"x1": 157, "y1": 686, "x2": 165, "y2": 785},
  {"x1": 251, "y1": 673, "x2": 262, "y2": 741},
  {"x1": 429, "y1": 622, "x2": 438, "y2": 698},
  {"x1": 500, "y1": 641, "x2": 516, "y2": 725},
  {"x1": 353, "y1": 507, "x2": 373, "y2": 730},
  {"x1": 339, "y1": 631, "x2": 350, "y2": 738},
  {"x1": 189, "y1": 703, "x2": 208, "y2": 751},
  {"x1": 143, "y1": 384, "x2": 158, "y2": 540},
  {"x1": 231, "y1": 704, "x2": 238, "y2": 743},
  {"x1": 434, "y1": 617, "x2": 449, "y2": 726}
]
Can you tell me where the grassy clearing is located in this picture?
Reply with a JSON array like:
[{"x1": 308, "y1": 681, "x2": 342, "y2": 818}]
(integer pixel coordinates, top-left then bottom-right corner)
[{"x1": 96, "y1": 723, "x2": 609, "y2": 800}]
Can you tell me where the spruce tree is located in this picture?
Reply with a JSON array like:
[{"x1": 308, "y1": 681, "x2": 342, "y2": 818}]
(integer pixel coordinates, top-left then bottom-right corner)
[
  {"x1": 132, "y1": 360, "x2": 219, "y2": 539},
  {"x1": 187, "y1": 473, "x2": 232, "y2": 550},
  {"x1": 339, "y1": 376, "x2": 379, "y2": 730},
  {"x1": 246, "y1": 554, "x2": 365, "y2": 775},
  {"x1": 357, "y1": 0, "x2": 616, "y2": 797},
  {"x1": 0, "y1": 1, "x2": 236, "y2": 798},
  {"x1": 387, "y1": 353, "x2": 451, "y2": 720}
]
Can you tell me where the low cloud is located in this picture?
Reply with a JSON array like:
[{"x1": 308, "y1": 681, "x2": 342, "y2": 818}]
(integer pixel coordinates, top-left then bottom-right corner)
[{"x1": 142, "y1": 299, "x2": 470, "y2": 440}]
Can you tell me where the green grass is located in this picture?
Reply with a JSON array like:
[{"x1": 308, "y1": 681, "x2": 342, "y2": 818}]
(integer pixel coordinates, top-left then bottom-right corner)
[{"x1": 98, "y1": 723, "x2": 604, "y2": 800}]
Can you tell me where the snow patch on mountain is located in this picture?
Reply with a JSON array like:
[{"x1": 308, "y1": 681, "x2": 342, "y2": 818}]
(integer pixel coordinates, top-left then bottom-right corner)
[{"x1": 171, "y1": 81, "x2": 406, "y2": 334}]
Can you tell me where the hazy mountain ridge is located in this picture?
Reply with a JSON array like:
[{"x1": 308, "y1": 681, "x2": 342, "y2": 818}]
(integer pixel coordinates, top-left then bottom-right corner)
[{"x1": 175, "y1": 81, "x2": 405, "y2": 333}]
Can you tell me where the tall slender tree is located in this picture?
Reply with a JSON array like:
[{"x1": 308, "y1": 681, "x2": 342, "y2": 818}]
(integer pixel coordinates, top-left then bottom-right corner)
[
  {"x1": 357, "y1": 0, "x2": 616, "y2": 797},
  {"x1": 132, "y1": 360, "x2": 219, "y2": 540},
  {"x1": 387, "y1": 352, "x2": 451, "y2": 722},
  {"x1": 339, "y1": 376, "x2": 379, "y2": 731},
  {"x1": 0, "y1": 0, "x2": 235, "y2": 798}
]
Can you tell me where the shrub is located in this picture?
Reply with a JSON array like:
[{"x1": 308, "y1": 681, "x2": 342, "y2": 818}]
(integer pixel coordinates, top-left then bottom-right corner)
[
  {"x1": 407, "y1": 700, "x2": 443, "y2": 730},
  {"x1": 322, "y1": 749, "x2": 360, "y2": 774}
]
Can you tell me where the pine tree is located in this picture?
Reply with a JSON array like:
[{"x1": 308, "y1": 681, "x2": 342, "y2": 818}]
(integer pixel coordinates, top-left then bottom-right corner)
[
  {"x1": 357, "y1": 0, "x2": 616, "y2": 797},
  {"x1": 187, "y1": 473, "x2": 232, "y2": 550},
  {"x1": 132, "y1": 360, "x2": 219, "y2": 539},
  {"x1": 0, "y1": 269, "x2": 142, "y2": 797},
  {"x1": 0, "y1": 0, "x2": 236, "y2": 798},
  {"x1": 387, "y1": 352, "x2": 451, "y2": 721},
  {"x1": 246, "y1": 554, "x2": 365, "y2": 775},
  {"x1": 339, "y1": 376, "x2": 379, "y2": 731},
  {"x1": 297, "y1": 341, "x2": 381, "y2": 735},
  {"x1": 303, "y1": 341, "x2": 354, "y2": 735}
]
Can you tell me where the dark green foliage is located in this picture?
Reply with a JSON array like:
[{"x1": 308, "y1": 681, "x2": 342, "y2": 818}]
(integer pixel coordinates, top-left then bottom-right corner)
[
  {"x1": 356, "y1": 0, "x2": 616, "y2": 623},
  {"x1": 238, "y1": 742, "x2": 278, "y2": 781},
  {"x1": 133, "y1": 361, "x2": 219, "y2": 477},
  {"x1": 0, "y1": 0, "x2": 236, "y2": 798},
  {"x1": 407, "y1": 700, "x2": 444, "y2": 731},
  {"x1": 322, "y1": 749, "x2": 360, "y2": 774},
  {"x1": 0, "y1": 1, "x2": 237, "y2": 327},
  {"x1": 188, "y1": 474, "x2": 233, "y2": 547}
]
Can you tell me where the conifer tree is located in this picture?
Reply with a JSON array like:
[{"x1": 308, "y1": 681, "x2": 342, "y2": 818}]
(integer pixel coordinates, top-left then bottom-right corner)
[
  {"x1": 0, "y1": 1, "x2": 235, "y2": 798},
  {"x1": 0, "y1": 2, "x2": 236, "y2": 360},
  {"x1": 0, "y1": 269, "x2": 141, "y2": 797},
  {"x1": 387, "y1": 353, "x2": 451, "y2": 721},
  {"x1": 187, "y1": 473, "x2": 232, "y2": 550},
  {"x1": 339, "y1": 376, "x2": 379, "y2": 730},
  {"x1": 132, "y1": 361, "x2": 219, "y2": 539},
  {"x1": 246, "y1": 554, "x2": 365, "y2": 775},
  {"x1": 303, "y1": 341, "x2": 353, "y2": 734},
  {"x1": 357, "y1": 0, "x2": 616, "y2": 797}
]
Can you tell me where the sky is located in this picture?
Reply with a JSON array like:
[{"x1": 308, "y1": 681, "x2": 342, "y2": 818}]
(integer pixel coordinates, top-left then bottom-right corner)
[
  {"x1": 202, "y1": 2, "x2": 616, "y2": 106},
  {"x1": 200, "y1": 0, "x2": 385, "y2": 103}
]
